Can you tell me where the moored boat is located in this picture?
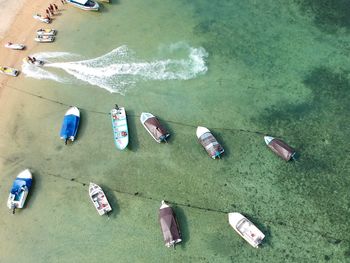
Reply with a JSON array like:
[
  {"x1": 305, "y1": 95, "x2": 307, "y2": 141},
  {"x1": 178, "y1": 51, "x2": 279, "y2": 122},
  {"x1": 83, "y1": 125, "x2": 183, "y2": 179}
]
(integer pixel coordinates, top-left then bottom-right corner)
[
  {"x1": 228, "y1": 212, "x2": 265, "y2": 248},
  {"x1": 196, "y1": 126, "x2": 224, "y2": 159},
  {"x1": 7, "y1": 169, "x2": 33, "y2": 214},
  {"x1": 264, "y1": 136, "x2": 296, "y2": 161},
  {"x1": 36, "y1": 28, "x2": 57, "y2": 36},
  {"x1": 67, "y1": 0, "x2": 99, "y2": 11},
  {"x1": 140, "y1": 112, "x2": 170, "y2": 143},
  {"x1": 4, "y1": 42, "x2": 25, "y2": 50},
  {"x1": 23, "y1": 57, "x2": 45, "y2": 67},
  {"x1": 111, "y1": 105, "x2": 129, "y2": 150},
  {"x1": 89, "y1": 183, "x2": 112, "y2": 216},
  {"x1": 0, "y1": 66, "x2": 19, "y2": 77},
  {"x1": 159, "y1": 200, "x2": 182, "y2": 248},
  {"x1": 34, "y1": 35, "x2": 55, "y2": 43},
  {"x1": 33, "y1": 14, "x2": 51, "y2": 23},
  {"x1": 60, "y1": 106, "x2": 80, "y2": 145}
]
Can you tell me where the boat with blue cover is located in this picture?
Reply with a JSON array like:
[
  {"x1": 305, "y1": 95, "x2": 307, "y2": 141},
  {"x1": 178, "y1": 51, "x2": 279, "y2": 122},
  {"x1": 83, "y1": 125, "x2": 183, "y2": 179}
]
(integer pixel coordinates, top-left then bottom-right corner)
[
  {"x1": 7, "y1": 169, "x2": 33, "y2": 214},
  {"x1": 67, "y1": 0, "x2": 99, "y2": 11},
  {"x1": 60, "y1": 106, "x2": 80, "y2": 145},
  {"x1": 111, "y1": 105, "x2": 129, "y2": 150}
]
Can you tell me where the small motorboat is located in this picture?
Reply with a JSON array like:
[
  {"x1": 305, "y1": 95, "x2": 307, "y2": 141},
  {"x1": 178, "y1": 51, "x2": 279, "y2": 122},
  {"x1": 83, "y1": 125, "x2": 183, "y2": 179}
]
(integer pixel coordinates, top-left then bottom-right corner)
[
  {"x1": 140, "y1": 112, "x2": 170, "y2": 143},
  {"x1": 89, "y1": 183, "x2": 112, "y2": 216},
  {"x1": 159, "y1": 200, "x2": 182, "y2": 248},
  {"x1": 0, "y1": 66, "x2": 19, "y2": 77},
  {"x1": 33, "y1": 14, "x2": 51, "y2": 24},
  {"x1": 60, "y1": 106, "x2": 80, "y2": 145},
  {"x1": 196, "y1": 126, "x2": 224, "y2": 159},
  {"x1": 34, "y1": 35, "x2": 55, "y2": 43},
  {"x1": 36, "y1": 28, "x2": 57, "y2": 36},
  {"x1": 23, "y1": 57, "x2": 45, "y2": 67},
  {"x1": 4, "y1": 42, "x2": 25, "y2": 50},
  {"x1": 7, "y1": 169, "x2": 33, "y2": 214},
  {"x1": 67, "y1": 0, "x2": 99, "y2": 11},
  {"x1": 264, "y1": 136, "x2": 296, "y2": 161},
  {"x1": 228, "y1": 212, "x2": 265, "y2": 248},
  {"x1": 111, "y1": 105, "x2": 129, "y2": 150}
]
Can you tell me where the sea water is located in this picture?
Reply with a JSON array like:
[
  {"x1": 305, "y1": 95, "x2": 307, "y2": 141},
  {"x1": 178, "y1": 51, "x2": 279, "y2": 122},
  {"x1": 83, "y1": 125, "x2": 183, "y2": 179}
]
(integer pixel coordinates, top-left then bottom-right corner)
[{"x1": 0, "y1": 0, "x2": 349, "y2": 262}]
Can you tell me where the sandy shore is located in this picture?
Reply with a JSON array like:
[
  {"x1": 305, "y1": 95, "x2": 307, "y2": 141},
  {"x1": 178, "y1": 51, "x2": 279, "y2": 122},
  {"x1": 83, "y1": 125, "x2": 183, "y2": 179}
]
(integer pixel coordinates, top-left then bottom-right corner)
[{"x1": 0, "y1": 0, "x2": 64, "y2": 73}]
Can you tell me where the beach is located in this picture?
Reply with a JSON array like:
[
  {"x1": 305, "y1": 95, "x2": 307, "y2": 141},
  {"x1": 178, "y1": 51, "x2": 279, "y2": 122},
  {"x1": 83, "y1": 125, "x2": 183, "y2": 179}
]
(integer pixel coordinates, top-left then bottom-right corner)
[{"x1": 0, "y1": 0, "x2": 349, "y2": 262}]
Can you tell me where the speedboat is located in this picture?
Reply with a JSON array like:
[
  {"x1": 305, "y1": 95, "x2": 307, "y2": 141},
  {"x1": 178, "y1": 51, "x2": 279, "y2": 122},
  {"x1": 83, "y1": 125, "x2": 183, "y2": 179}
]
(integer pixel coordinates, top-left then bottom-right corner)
[
  {"x1": 36, "y1": 28, "x2": 57, "y2": 36},
  {"x1": 264, "y1": 136, "x2": 296, "y2": 161},
  {"x1": 7, "y1": 169, "x2": 33, "y2": 214},
  {"x1": 67, "y1": 0, "x2": 99, "y2": 11},
  {"x1": 89, "y1": 183, "x2": 112, "y2": 216},
  {"x1": 0, "y1": 66, "x2": 19, "y2": 77},
  {"x1": 140, "y1": 112, "x2": 170, "y2": 143},
  {"x1": 34, "y1": 35, "x2": 55, "y2": 43},
  {"x1": 4, "y1": 42, "x2": 25, "y2": 50},
  {"x1": 111, "y1": 105, "x2": 129, "y2": 150},
  {"x1": 60, "y1": 106, "x2": 80, "y2": 144},
  {"x1": 196, "y1": 126, "x2": 224, "y2": 159},
  {"x1": 159, "y1": 200, "x2": 182, "y2": 248},
  {"x1": 33, "y1": 14, "x2": 51, "y2": 23},
  {"x1": 23, "y1": 57, "x2": 45, "y2": 67},
  {"x1": 228, "y1": 212, "x2": 265, "y2": 248}
]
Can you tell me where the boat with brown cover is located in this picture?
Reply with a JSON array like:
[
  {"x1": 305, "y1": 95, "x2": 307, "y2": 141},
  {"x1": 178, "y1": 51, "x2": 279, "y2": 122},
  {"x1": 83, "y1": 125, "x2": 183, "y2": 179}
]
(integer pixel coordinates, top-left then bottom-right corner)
[
  {"x1": 264, "y1": 136, "x2": 296, "y2": 161},
  {"x1": 140, "y1": 112, "x2": 170, "y2": 143},
  {"x1": 159, "y1": 200, "x2": 182, "y2": 248},
  {"x1": 196, "y1": 126, "x2": 224, "y2": 159}
]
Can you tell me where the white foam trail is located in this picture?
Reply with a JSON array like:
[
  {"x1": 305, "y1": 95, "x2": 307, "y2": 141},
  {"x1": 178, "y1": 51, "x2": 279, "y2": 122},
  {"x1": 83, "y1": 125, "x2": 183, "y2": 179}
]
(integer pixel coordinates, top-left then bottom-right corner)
[{"x1": 21, "y1": 43, "x2": 208, "y2": 94}]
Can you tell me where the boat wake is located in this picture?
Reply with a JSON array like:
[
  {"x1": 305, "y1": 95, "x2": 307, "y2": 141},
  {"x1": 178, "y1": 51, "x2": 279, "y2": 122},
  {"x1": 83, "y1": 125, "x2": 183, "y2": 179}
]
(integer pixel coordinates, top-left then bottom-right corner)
[{"x1": 21, "y1": 43, "x2": 208, "y2": 94}]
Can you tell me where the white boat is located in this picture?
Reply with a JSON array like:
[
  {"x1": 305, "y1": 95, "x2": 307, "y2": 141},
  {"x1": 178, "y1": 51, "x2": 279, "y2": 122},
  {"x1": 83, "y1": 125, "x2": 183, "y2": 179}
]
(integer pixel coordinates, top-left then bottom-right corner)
[
  {"x1": 36, "y1": 28, "x2": 57, "y2": 36},
  {"x1": 111, "y1": 105, "x2": 129, "y2": 150},
  {"x1": 23, "y1": 57, "x2": 45, "y2": 67},
  {"x1": 67, "y1": 0, "x2": 99, "y2": 11},
  {"x1": 7, "y1": 169, "x2": 33, "y2": 214},
  {"x1": 89, "y1": 183, "x2": 112, "y2": 216},
  {"x1": 35, "y1": 35, "x2": 55, "y2": 43},
  {"x1": 0, "y1": 66, "x2": 19, "y2": 77},
  {"x1": 33, "y1": 14, "x2": 51, "y2": 24},
  {"x1": 228, "y1": 212, "x2": 265, "y2": 248},
  {"x1": 4, "y1": 42, "x2": 25, "y2": 50}
]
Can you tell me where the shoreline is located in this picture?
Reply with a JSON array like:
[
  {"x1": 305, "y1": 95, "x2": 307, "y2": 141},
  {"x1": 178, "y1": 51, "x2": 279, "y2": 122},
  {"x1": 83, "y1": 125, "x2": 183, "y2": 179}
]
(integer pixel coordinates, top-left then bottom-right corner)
[{"x1": 0, "y1": 0, "x2": 64, "y2": 78}]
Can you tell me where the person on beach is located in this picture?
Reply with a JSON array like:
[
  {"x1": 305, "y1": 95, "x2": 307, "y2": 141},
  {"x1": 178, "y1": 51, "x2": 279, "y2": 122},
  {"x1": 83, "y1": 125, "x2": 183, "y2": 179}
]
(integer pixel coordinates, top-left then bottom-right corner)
[
  {"x1": 61, "y1": 0, "x2": 65, "y2": 4},
  {"x1": 46, "y1": 9, "x2": 50, "y2": 17},
  {"x1": 54, "y1": 4, "x2": 58, "y2": 11},
  {"x1": 27, "y1": 56, "x2": 33, "y2": 63}
]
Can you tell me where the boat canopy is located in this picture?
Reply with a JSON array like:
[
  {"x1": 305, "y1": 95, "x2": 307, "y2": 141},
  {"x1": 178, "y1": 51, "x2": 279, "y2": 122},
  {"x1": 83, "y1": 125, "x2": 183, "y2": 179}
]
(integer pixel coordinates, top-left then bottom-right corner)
[
  {"x1": 60, "y1": 115, "x2": 79, "y2": 139},
  {"x1": 10, "y1": 178, "x2": 32, "y2": 195},
  {"x1": 159, "y1": 205, "x2": 181, "y2": 247},
  {"x1": 71, "y1": 0, "x2": 88, "y2": 5}
]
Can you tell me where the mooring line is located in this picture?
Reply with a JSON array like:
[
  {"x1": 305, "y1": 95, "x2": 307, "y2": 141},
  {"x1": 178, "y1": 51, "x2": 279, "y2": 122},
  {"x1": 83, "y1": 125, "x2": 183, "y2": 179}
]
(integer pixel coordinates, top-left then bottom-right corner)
[
  {"x1": 2, "y1": 82, "x2": 269, "y2": 136},
  {"x1": 45, "y1": 170, "x2": 348, "y2": 244}
]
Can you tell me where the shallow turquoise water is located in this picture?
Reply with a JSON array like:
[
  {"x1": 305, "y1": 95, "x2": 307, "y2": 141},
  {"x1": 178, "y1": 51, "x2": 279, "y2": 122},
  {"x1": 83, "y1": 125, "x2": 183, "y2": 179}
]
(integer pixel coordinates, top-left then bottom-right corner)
[{"x1": 0, "y1": 0, "x2": 349, "y2": 262}]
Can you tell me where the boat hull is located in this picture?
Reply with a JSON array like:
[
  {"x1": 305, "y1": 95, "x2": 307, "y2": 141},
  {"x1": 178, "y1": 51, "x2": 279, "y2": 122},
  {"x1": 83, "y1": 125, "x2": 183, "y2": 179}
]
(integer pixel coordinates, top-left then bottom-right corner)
[
  {"x1": 111, "y1": 107, "x2": 129, "y2": 150},
  {"x1": 60, "y1": 107, "x2": 80, "y2": 143},
  {"x1": 67, "y1": 0, "x2": 99, "y2": 11},
  {"x1": 159, "y1": 201, "x2": 182, "y2": 247},
  {"x1": 33, "y1": 14, "x2": 50, "y2": 24},
  {"x1": 140, "y1": 112, "x2": 170, "y2": 143},
  {"x1": 89, "y1": 183, "x2": 112, "y2": 216},
  {"x1": 5, "y1": 43, "x2": 25, "y2": 50},
  {"x1": 228, "y1": 212, "x2": 265, "y2": 248},
  {"x1": 35, "y1": 36, "x2": 55, "y2": 43},
  {"x1": 264, "y1": 136, "x2": 296, "y2": 161},
  {"x1": 196, "y1": 126, "x2": 224, "y2": 159},
  {"x1": 0, "y1": 66, "x2": 19, "y2": 77},
  {"x1": 7, "y1": 169, "x2": 33, "y2": 210}
]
